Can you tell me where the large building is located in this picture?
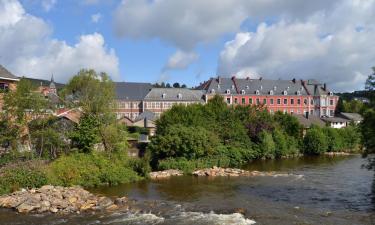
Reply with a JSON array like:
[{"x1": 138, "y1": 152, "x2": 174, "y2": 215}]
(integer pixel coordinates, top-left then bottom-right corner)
[
  {"x1": 114, "y1": 83, "x2": 205, "y2": 120},
  {"x1": 197, "y1": 76, "x2": 338, "y2": 117}
]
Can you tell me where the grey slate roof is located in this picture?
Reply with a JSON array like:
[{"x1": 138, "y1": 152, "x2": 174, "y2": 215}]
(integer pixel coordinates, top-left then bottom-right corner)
[
  {"x1": 201, "y1": 77, "x2": 308, "y2": 96},
  {"x1": 292, "y1": 114, "x2": 325, "y2": 128},
  {"x1": 340, "y1": 112, "x2": 363, "y2": 122},
  {"x1": 114, "y1": 82, "x2": 153, "y2": 101},
  {"x1": 134, "y1": 110, "x2": 157, "y2": 122},
  {"x1": 0, "y1": 65, "x2": 19, "y2": 80},
  {"x1": 321, "y1": 116, "x2": 350, "y2": 123},
  {"x1": 144, "y1": 88, "x2": 205, "y2": 102}
]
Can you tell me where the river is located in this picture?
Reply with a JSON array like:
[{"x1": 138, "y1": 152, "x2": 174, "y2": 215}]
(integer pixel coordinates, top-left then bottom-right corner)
[{"x1": 0, "y1": 155, "x2": 374, "y2": 225}]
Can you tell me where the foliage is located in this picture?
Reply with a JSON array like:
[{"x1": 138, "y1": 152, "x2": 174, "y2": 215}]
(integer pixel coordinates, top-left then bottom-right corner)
[
  {"x1": 258, "y1": 131, "x2": 276, "y2": 158},
  {"x1": 46, "y1": 152, "x2": 140, "y2": 187},
  {"x1": 365, "y1": 67, "x2": 375, "y2": 91},
  {"x1": 303, "y1": 127, "x2": 328, "y2": 155},
  {"x1": 70, "y1": 114, "x2": 100, "y2": 153},
  {"x1": 158, "y1": 157, "x2": 231, "y2": 174},
  {"x1": 323, "y1": 127, "x2": 344, "y2": 152},
  {"x1": 361, "y1": 109, "x2": 375, "y2": 152},
  {"x1": 148, "y1": 125, "x2": 220, "y2": 161},
  {"x1": 0, "y1": 161, "x2": 48, "y2": 195}
]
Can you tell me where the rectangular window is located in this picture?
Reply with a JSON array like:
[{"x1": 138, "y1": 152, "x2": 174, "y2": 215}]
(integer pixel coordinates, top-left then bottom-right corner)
[
  {"x1": 304, "y1": 99, "x2": 308, "y2": 105},
  {"x1": 297, "y1": 109, "x2": 301, "y2": 114},
  {"x1": 291, "y1": 99, "x2": 294, "y2": 105},
  {"x1": 277, "y1": 99, "x2": 281, "y2": 105},
  {"x1": 256, "y1": 98, "x2": 260, "y2": 105},
  {"x1": 263, "y1": 99, "x2": 267, "y2": 105},
  {"x1": 330, "y1": 110, "x2": 334, "y2": 116},
  {"x1": 311, "y1": 99, "x2": 314, "y2": 105},
  {"x1": 0, "y1": 83, "x2": 9, "y2": 92},
  {"x1": 242, "y1": 98, "x2": 245, "y2": 104},
  {"x1": 284, "y1": 99, "x2": 288, "y2": 105},
  {"x1": 234, "y1": 98, "x2": 238, "y2": 104},
  {"x1": 249, "y1": 98, "x2": 253, "y2": 104},
  {"x1": 330, "y1": 99, "x2": 334, "y2": 106},
  {"x1": 270, "y1": 99, "x2": 274, "y2": 105},
  {"x1": 155, "y1": 102, "x2": 160, "y2": 109},
  {"x1": 297, "y1": 99, "x2": 301, "y2": 105},
  {"x1": 226, "y1": 98, "x2": 231, "y2": 104}
]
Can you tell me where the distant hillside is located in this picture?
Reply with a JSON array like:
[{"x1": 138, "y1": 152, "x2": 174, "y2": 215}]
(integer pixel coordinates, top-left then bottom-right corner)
[{"x1": 336, "y1": 90, "x2": 374, "y2": 101}]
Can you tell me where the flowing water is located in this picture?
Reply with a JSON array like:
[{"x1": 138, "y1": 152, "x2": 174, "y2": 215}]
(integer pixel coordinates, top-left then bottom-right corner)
[{"x1": 1, "y1": 155, "x2": 374, "y2": 225}]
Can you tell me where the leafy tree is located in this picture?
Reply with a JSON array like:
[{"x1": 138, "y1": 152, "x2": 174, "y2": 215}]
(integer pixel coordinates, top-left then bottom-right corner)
[
  {"x1": 62, "y1": 69, "x2": 114, "y2": 115},
  {"x1": 303, "y1": 127, "x2": 328, "y2": 155},
  {"x1": 361, "y1": 109, "x2": 375, "y2": 152},
  {"x1": 365, "y1": 67, "x2": 375, "y2": 91},
  {"x1": 2, "y1": 78, "x2": 48, "y2": 151},
  {"x1": 274, "y1": 111, "x2": 302, "y2": 138},
  {"x1": 323, "y1": 127, "x2": 344, "y2": 152},
  {"x1": 172, "y1": 82, "x2": 180, "y2": 88},
  {"x1": 70, "y1": 114, "x2": 100, "y2": 153},
  {"x1": 258, "y1": 131, "x2": 276, "y2": 158},
  {"x1": 272, "y1": 129, "x2": 288, "y2": 157},
  {"x1": 181, "y1": 84, "x2": 187, "y2": 88},
  {"x1": 166, "y1": 83, "x2": 171, "y2": 88},
  {"x1": 148, "y1": 125, "x2": 220, "y2": 161}
]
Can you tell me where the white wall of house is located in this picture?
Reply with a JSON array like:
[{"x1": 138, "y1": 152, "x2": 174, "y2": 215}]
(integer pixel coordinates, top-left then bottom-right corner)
[{"x1": 329, "y1": 122, "x2": 347, "y2": 129}]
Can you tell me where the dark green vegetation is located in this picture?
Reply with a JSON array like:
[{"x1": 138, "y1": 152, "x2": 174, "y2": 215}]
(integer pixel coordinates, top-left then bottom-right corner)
[
  {"x1": 0, "y1": 70, "x2": 146, "y2": 194},
  {"x1": 361, "y1": 68, "x2": 375, "y2": 153},
  {"x1": 147, "y1": 95, "x2": 361, "y2": 172}
]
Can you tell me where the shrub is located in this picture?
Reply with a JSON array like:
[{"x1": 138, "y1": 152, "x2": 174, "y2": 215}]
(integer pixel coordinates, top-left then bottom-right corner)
[
  {"x1": 0, "y1": 161, "x2": 48, "y2": 195},
  {"x1": 303, "y1": 127, "x2": 328, "y2": 155},
  {"x1": 148, "y1": 125, "x2": 220, "y2": 160},
  {"x1": 258, "y1": 131, "x2": 276, "y2": 158},
  {"x1": 158, "y1": 157, "x2": 231, "y2": 174},
  {"x1": 323, "y1": 128, "x2": 344, "y2": 152},
  {"x1": 46, "y1": 152, "x2": 140, "y2": 187},
  {"x1": 339, "y1": 126, "x2": 362, "y2": 151}
]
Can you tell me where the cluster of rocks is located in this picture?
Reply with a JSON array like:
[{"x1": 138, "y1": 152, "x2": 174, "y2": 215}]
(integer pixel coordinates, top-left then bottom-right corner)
[
  {"x1": 0, "y1": 185, "x2": 128, "y2": 214},
  {"x1": 324, "y1": 152, "x2": 352, "y2": 156},
  {"x1": 192, "y1": 167, "x2": 298, "y2": 178},
  {"x1": 149, "y1": 169, "x2": 183, "y2": 179}
]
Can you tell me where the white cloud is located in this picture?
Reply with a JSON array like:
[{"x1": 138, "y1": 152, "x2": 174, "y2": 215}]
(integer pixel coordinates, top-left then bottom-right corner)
[
  {"x1": 217, "y1": 0, "x2": 375, "y2": 91},
  {"x1": 113, "y1": 0, "x2": 338, "y2": 50},
  {"x1": 91, "y1": 13, "x2": 102, "y2": 23},
  {"x1": 163, "y1": 50, "x2": 198, "y2": 71},
  {"x1": 0, "y1": 0, "x2": 119, "y2": 82},
  {"x1": 41, "y1": 0, "x2": 57, "y2": 12}
]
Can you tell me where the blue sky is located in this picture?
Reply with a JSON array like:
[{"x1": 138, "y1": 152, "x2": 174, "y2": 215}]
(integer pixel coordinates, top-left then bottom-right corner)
[{"x1": 1, "y1": 0, "x2": 375, "y2": 91}]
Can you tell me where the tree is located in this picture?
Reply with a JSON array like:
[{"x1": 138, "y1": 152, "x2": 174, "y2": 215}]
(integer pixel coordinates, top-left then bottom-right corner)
[
  {"x1": 258, "y1": 131, "x2": 276, "y2": 158},
  {"x1": 172, "y1": 82, "x2": 180, "y2": 88},
  {"x1": 361, "y1": 109, "x2": 375, "y2": 152},
  {"x1": 181, "y1": 84, "x2": 187, "y2": 88},
  {"x1": 365, "y1": 67, "x2": 375, "y2": 91},
  {"x1": 166, "y1": 83, "x2": 171, "y2": 88},
  {"x1": 303, "y1": 127, "x2": 328, "y2": 155},
  {"x1": 63, "y1": 69, "x2": 127, "y2": 153},
  {"x1": 148, "y1": 125, "x2": 220, "y2": 161},
  {"x1": 2, "y1": 78, "x2": 48, "y2": 151}
]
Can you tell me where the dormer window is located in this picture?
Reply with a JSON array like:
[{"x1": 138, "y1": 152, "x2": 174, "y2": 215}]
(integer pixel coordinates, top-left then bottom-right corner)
[
  {"x1": 217, "y1": 84, "x2": 220, "y2": 89},
  {"x1": 226, "y1": 89, "x2": 230, "y2": 94},
  {"x1": 269, "y1": 90, "x2": 274, "y2": 95},
  {"x1": 329, "y1": 92, "x2": 333, "y2": 96},
  {"x1": 241, "y1": 90, "x2": 245, "y2": 95},
  {"x1": 260, "y1": 85, "x2": 263, "y2": 90},
  {"x1": 297, "y1": 90, "x2": 301, "y2": 95},
  {"x1": 231, "y1": 85, "x2": 235, "y2": 89},
  {"x1": 177, "y1": 93, "x2": 182, "y2": 99},
  {"x1": 283, "y1": 90, "x2": 288, "y2": 95},
  {"x1": 162, "y1": 93, "x2": 166, "y2": 99},
  {"x1": 246, "y1": 85, "x2": 249, "y2": 89},
  {"x1": 255, "y1": 90, "x2": 260, "y2": 95},
  {"x1": 211, "y1": 89, "x2": 215, "y2": 94},
  {"x1": 273, "y1": 86, "x2": 277, "y2": 91}
]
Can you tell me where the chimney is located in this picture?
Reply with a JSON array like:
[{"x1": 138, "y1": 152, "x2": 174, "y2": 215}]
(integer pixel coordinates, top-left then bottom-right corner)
[
  {"x1": 231, "y1": 75, "x2": 236, "y2": 80},
  {"x1": 305, "y1": 111, "x2": 309, "y2": 119},
  {"x1": 292, "y1": 78, "x2": 296, "y2": 83},
  {"x1": 259, "y1": 77, "x2": 263, "y2": 80},
  {"x1": 246, "y1": 77, "x2": 250, "y2": 80},
  {"x1": 323, "y1": 83, "x2": 327, "y2": 91},
  {"x1": 217, "y1": 76, "x2": 221, "y2": 84}
]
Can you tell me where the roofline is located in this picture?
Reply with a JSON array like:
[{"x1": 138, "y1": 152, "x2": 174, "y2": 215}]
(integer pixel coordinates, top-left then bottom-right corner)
[{"x1": 0, "y1": 76, "x2": 20, "y2": 81}]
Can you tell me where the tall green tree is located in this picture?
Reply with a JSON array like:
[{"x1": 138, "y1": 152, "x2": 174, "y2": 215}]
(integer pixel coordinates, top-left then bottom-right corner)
[
  {"x1": 365, "y1": 67, "x2": 375, "y2": 91},
  {"x1": 2, "y1": 78, "x2": 47, "y2": 150}
]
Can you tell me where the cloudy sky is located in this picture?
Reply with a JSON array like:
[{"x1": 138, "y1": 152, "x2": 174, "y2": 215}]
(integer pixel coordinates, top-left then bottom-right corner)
[{"x1": 1, "y1": 0, "x2": 375, "y2": 91}]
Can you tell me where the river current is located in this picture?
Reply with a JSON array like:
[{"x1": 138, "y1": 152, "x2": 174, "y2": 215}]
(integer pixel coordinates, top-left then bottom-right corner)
[{"x1": 0, "y1": 155, "x2": 374, "y2": 225}]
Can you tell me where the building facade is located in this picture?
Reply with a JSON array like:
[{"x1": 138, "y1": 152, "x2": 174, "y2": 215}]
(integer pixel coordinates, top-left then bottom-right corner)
[{"x1": 197, "y1": 76, "x2": 339, "y2": 117}]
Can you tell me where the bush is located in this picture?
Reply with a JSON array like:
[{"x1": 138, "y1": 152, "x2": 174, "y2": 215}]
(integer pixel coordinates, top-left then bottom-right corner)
[
  {"x1": 323, "y1": 128, "x2": 344, "y2": 152},
  {"x1": 47, "y1": 152, "x2": 140, "y2": 187},
  {"x1": 158, "y1": 157, "x2": 231, "y2": 174},
  {"x1": 339, "y1": 126, "x2": 361, "y2": 151},
  {"x1": 258, "y1": 131, "x2": 276, "y2": 158},
  {"x1": 148, "y1": 125, "x2": 220, "y2": 160},
  {"x1": 303, "y1": 127, "x2": 328, "y2": 155},
  {"x1": 0, "y1": 161, "x2": 48, "y2": 195}
]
